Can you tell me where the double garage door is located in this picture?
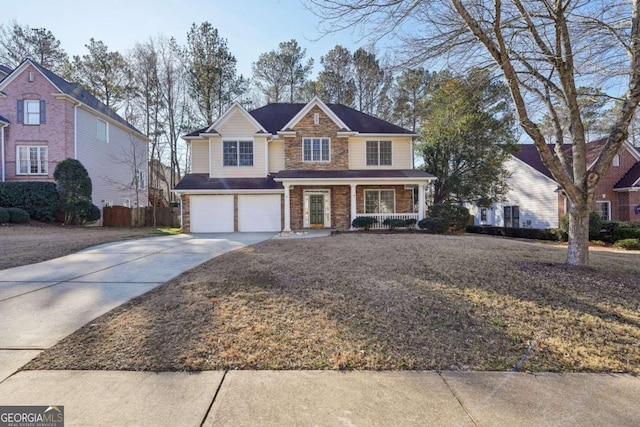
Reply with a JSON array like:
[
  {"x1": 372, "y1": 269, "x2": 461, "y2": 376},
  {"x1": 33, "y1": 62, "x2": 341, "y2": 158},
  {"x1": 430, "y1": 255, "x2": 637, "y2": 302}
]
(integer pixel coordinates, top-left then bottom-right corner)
[{"x1": 190, "y1": 194, "x2": 281, "y2": 233}]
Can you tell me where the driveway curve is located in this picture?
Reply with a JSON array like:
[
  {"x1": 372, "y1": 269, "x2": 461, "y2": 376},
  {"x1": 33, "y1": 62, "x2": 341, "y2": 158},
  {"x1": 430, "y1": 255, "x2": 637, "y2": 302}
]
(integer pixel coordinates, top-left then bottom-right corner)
[{"x1": 0, "y1": 232, "x2": 273, "y2": 380}]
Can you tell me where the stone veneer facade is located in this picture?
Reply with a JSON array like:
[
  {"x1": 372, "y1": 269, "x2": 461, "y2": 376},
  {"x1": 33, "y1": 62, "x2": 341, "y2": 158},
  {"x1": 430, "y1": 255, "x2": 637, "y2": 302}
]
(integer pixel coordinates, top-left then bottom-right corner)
[
  {"x1": 181, "y1": 194, "x2": 191, "y2": 232},
  {"x1": 284, "y1": 106, "x2": 349, "y2": 170}
]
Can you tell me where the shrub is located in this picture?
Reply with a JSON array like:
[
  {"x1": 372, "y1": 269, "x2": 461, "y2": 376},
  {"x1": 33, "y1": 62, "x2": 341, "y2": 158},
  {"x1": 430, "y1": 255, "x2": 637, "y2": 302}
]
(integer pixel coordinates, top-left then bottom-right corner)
[
  {"x1": 465, "y1": 225, "x2": 560, "y2": 241},
  {"x1": 559, "y1": 212, "x2": 603, "y2": 241},
  {"x1": 0, "y1": 182, "x2": 60, "y2": 221},
  {"x1": 74, "y1": 200, "x2": 101, "y2": 224},
  {"x1": 0, "y1": 207, "x2": 9, "y2": 224},
  {"x1": 383, "y1": 218, "x2": 417, "y2": 229},
  {"x1": 54, "y1": 158, "x2": 96, "y2": 225},
  {"x1": 6, "y1": 207, "x2": 29, "y2": 223},
  {"x1": 352, "y1": 216, "x2": 378, "y2": 230},
  {"x1": 590, "y1": 240, "x2": 607, "y2": 247},
  {"x1": 419, "y1": 217, "x2": 450, "y2": 233},
  {"x1": 430, "y1": 204, "x2": 469, "y2": 230},
  {"x1": 613, "y1": 238, "x2": 640, "y2": 250},
  {"x1": 613, "y1": 227, "x2": 640, "y2": 241}
]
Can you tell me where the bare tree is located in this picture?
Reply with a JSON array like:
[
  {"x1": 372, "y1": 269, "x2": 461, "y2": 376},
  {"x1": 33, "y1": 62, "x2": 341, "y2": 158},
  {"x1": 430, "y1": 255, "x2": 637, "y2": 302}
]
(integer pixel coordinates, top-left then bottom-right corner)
[{"x1": 310, "y1": 0, "x2": 640, "y2": 266}]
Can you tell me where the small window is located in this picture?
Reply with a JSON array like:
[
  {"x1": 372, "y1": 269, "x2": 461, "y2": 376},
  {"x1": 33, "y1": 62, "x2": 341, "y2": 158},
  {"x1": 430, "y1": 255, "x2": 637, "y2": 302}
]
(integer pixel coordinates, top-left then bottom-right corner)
[
  {"x1": 303, "y1": 138, "x2": 330, "y2": 162},
  {"x1": 366, "y1": 141, "x2": 392, "y2": 166},
  {"x1": 612, "y1": 154, "x2": 620, "y2": 167},
  {"x1": 480, "y1": 208, "x2": 488, "y2": 222},
  {"x1": 24, "y1": 100, "x2": 41, "y2": 125},
  {"x1": 365, "y1": 190, "x2": 395, "y2": 214},
  {"x1": 97, "y1": 118, "x2": 108, "y2": 142},
  {"x1": 17, "y1": 146, "x2": 48, "y2": 175},
  {"x1": 123, "y1": 199, "x2": 131, "y2": 208},
  {"x1": 313, "y1": 113, "x2": 319, "y2": 124},
  {"x1": 504, "y1": 205, "x2": 520, "y2": 228},
  {"x1": 135, "y1": 169, "x2": 146, "y2": 189},
  {"x1": 596, "y1": 201, "x2": 611, "y2": 221},
  {"x1": 103, "y1": 200, "x2": 113, "y2": 207},
  {"x1": 223, "y1": 140, "x2": 253, "y2": 166}
]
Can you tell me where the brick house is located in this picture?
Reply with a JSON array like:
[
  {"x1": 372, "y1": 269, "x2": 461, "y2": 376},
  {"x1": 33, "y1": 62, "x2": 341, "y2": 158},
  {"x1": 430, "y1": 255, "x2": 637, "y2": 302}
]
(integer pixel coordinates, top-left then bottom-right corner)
[
  {"x1": 470, "y1": 140, "x2": 640, "y2": 228},
  {"x1": 174, "y1": 97, "x2": 435, "y2": 232},
  {"x1": 0, "y1": 59, "x2": 148, "y2": 212}
]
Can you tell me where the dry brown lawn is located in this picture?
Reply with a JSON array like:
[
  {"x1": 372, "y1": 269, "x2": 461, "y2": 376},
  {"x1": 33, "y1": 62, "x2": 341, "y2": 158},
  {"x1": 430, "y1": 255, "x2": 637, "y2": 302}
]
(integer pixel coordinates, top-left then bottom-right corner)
[
  {"x1": 24, "y1": 233, "x2": 640, "y2": 373},
  {"x1": 0, "y1": 222, "x2": 162, "y2": 270}
]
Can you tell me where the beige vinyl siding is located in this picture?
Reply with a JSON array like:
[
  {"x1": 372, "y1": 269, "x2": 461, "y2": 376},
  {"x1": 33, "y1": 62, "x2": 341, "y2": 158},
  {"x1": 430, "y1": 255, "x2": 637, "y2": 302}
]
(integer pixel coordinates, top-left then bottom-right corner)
[
  {"x1": 269, "y1": 140, "x2": 285, "y2": 173},
  {"x1": 217, "y1": 108, "x2": 260, "y2": 136},
  {"x1": 190, "y1": 140, "x2": 209, "y2": 173},
  {"x1": 210, "y1": 136, "x2": 267, "y2": 178},
  {"x1": 348, "y1": 137, "x2": 413, "y2": 169},
  {"x1": 75, "y1": 107, "x2": 148, "y2": 209}
]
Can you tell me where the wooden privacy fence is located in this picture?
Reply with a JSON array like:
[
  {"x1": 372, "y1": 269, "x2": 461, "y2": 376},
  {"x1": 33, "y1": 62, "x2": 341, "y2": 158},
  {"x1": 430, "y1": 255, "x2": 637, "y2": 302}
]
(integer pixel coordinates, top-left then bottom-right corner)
[{"x1": 103, "y1": 206, "x2": 180, "y2": 227}]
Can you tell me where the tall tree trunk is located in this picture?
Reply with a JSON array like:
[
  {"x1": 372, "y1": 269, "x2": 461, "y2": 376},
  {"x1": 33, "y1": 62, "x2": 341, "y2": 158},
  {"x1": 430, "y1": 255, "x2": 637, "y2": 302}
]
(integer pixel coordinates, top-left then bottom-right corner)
[{"x1": 567, "y1": 202, "x2": 590, "y2": 266}]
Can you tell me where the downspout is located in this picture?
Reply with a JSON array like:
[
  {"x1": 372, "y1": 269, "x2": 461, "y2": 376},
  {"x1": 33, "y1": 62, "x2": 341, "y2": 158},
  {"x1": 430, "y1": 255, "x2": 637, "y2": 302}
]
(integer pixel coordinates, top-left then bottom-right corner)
[
  {"x1": 73, "y1": 102, "x2": 81, "y2": 159},
  {"x1": 1, "y1": 124, "x2": 6, "y2": 182}
]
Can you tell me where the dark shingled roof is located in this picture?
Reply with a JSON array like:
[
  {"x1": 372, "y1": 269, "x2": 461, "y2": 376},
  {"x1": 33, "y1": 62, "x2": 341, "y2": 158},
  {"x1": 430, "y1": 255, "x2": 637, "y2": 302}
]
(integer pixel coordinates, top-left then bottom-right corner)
[
  {"x1": 185, "y1": 126, "x2": 210, "y2": 137},
  {"x1": 513, "y1": 139, "x2": 610, "y2": 180},
  {"x1": 0, "y1": 114, "x2": 9, "y2": 124},
  {"x1": 274, "y1": 169, "x2": 434, "y2": 179},
  {"x1": 25, "y1": 60, "x2": 144, "y2": 136},
  {"x1": 174, "y1": 174, "x2": 283, "y2": 191},
  {"x1": 615, "y1": 161, "x2": 640, "y2": 188},
  {"x1": 186, "y1": 102, "x2": 414, "y2": 138},
  {"x1": 0, "y1": 64, "x2": 11, "y2": 81}
]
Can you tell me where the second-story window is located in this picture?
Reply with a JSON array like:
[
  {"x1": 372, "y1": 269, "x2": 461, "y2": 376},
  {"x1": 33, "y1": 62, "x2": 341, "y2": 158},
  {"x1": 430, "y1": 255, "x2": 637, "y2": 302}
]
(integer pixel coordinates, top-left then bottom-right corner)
[
  {"x1": 223, "y1": 140, "x2": 254, "y2": 166},
  {"x1": 366, "y1": 141, "x2": 392, "y2": 166},
  {"x1": 18, "y1": 100, "x2": 45, "y2": 125},
  {"x1": 303, "y1": 138, "x2": 330, "y2": 162},
  {"x1": 97, "y1": 118, "x2": 108, "y2": 142}
]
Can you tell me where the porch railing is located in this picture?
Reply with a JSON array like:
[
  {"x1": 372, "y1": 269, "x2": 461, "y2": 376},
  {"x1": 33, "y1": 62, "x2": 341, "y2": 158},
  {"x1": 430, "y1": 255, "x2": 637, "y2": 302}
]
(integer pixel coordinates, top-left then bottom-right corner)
[{"x1": 354, "y1": 213, "x2": 420, "y2": 229}]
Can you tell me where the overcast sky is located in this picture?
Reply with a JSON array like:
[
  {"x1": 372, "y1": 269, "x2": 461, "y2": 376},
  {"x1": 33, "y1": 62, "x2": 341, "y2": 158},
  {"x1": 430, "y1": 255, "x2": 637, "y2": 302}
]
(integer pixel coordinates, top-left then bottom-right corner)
[{"x1": 2, "y1": 0, "x2": 372, "y2": 77}]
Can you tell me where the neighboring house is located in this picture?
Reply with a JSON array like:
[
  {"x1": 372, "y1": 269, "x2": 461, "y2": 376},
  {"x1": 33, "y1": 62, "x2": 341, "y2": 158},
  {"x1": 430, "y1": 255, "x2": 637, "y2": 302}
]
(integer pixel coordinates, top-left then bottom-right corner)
[
  {"x1": 148, "y1": 159, "x2": 178, "y2": 207},
  {"x1": 470, "y1": 140, "x2": 640, "y2": 229},
  {"x1": 174, "y1": 97, "x2": 435, "y2": 232},
  {"x1": 0, "y1": 58, "x2": 148, "y2": 213}
]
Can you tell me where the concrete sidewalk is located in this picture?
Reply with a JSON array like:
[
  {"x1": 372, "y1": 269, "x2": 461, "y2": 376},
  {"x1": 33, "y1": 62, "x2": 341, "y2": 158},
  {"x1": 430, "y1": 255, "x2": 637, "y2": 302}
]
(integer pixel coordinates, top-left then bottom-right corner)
[
  {"x1": 0, "y1": 233, "x2": 273, "y2": 381},
  {"x1": 0, "y1": 370, "x2": 637, "y2": 426}
]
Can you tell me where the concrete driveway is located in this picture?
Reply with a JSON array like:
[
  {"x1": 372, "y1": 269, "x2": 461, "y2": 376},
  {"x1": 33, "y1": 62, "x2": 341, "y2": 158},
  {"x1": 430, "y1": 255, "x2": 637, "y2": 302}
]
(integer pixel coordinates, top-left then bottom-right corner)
[{"x1": 0, "y1": 232, "x2": 273, "y2": 381}]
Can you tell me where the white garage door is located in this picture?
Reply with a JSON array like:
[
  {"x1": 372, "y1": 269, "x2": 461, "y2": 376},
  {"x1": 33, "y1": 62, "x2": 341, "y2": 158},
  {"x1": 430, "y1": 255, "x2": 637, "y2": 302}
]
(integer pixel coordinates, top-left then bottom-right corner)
[
  {"x1": 190, "y1": 195, "x2": 234, "y2": 233},
  {"x1": 238, "y1": 194, "x2": 281, "y2": 232}
]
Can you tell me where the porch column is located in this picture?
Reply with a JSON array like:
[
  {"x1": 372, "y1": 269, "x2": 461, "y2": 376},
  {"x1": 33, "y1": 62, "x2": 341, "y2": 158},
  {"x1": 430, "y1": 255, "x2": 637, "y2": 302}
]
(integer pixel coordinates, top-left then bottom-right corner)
[
  {"x1": 283, "y1": 184, "x2": 291, "y2": 232},
  {"x1": 350, "y1": 184, "x2": 357, "y2": 229},
  {"x1": 418, "y1": 184, "x2": 426, "y2": 220}
]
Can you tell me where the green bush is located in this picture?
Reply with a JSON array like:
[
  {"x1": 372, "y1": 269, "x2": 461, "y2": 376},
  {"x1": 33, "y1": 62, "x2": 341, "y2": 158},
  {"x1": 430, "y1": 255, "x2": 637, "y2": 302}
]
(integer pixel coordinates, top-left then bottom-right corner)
[
  {"x1": 419, "y1": 217, "x2": 450, "y2": 233},
  {"x1": 559, "y1": 212, "x2": 603, "y2": 241},
  {"x1": 74, "y1": 200, "x2": 101, "y2": 224},
  {"x1": 430, "y1": 203, "x2": 469, "y2": 230},
  {"x1": 0, "y1": 207, "x2": 9, "y2": 224},
  {"x1": 352, "y1": 216, "x2": 378, "y2": 230},
  {"x1": 0, "y1": 182, "x2": 60, "y2": 221},
  {"x1": 6, "y1": 207, "x2": 29, "y2": 223},
  {"x1": 383, "y1": 218, "x2": 417, "y2": 229},
  {"x1": 54, "y1": 158, "x2": 97, "y2": 225},
  {"x1": 613, "y1": 238, "x2": 640, "y2": 250},
  {"x1": 613, "y1": 227, "x2": 640, "y2": 241},
  {"x1": 465, "y1": 225, "x2": 560, "y2": 241}
]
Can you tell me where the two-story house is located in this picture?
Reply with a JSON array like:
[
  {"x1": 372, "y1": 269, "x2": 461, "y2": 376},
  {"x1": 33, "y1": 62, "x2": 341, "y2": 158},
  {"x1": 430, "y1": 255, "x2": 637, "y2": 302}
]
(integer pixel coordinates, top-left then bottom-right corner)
[
  {"x1": 471, "y1": 140, "x2": 640, "y2": 228},
  {"x1": 174, "y1": 97, "x2": 435, "y2": 232},
  {"x1": 0, "y1": 59, "x2": 148, "y2": 212}
]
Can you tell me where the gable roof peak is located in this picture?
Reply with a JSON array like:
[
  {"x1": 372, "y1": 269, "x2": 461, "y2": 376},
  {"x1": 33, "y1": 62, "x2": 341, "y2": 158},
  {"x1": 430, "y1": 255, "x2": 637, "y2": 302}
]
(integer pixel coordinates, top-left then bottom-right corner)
[{"x1": 281, "y1": 96, "x2": 350, "y2": 132}]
